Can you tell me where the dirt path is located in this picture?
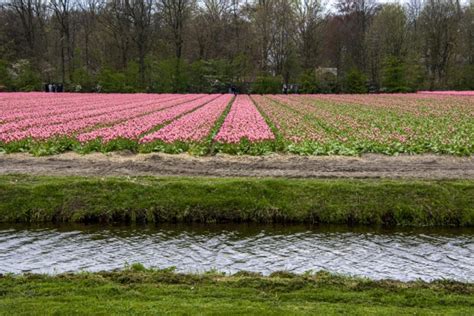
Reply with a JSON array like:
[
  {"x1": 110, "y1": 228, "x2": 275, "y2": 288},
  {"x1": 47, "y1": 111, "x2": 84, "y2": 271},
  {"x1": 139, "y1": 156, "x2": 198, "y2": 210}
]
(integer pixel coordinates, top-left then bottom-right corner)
[{"x1": 1, "y1": 152, "x2": 473, "y2": 179}]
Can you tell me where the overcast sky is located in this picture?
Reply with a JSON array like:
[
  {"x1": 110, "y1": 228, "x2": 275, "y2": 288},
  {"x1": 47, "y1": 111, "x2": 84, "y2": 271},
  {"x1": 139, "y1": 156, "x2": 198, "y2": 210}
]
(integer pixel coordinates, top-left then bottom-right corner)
[{"x1": 323, "y1": 0, "x2": 471, "y2": 13}]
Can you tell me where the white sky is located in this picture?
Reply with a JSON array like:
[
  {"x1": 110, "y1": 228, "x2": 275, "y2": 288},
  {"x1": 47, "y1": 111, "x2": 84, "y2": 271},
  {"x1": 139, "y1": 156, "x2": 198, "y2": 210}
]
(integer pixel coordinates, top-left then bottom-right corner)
[{"x1": 323, "y1": 0, "x2": 471, "y2": 13}]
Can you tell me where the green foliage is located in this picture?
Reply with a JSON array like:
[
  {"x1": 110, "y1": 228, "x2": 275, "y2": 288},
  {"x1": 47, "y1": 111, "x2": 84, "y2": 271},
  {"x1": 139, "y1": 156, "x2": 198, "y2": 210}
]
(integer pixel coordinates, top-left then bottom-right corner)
[
  {"x1": 1, "y1": 269, "x2": 472, "y2": 315},
  {"x1": 186, "y1": 56, "x2": 252, "y2": 93},
  {"x1": 405, "y1": 56, "x2": 425, "y2": 90},
  {"x1": 149, "y1": 58, "x2": 189, "y2": 93},
  {"x1": 452, "y1": 64, "x2": 474, "y2": 90},
  {"x1": 213, "y1": 139, "x2": 277, "y2": 155},
  {"x1": 344, "y1": 68, "x2": 368, "y2": 93},
  {"x1": 26, "y1": 55, "x2": 253, "y2": 93},
  {"x1": 0, "y1": 175, "x2": 472, "y2": 226},
  {"x1": 97, "y1": 67, "x2": 127, "y2": 92},
  {"x1": 129, "y1": 262, "x2": 147, "y2": 272},
  {"x1": 149, "y1": 58, "x2": 175, "y2": 92},
  {"x1": 299, "y1": 71, "x2": 338, "y2": 93},
  {"x1": 9, "y1": 59, "x2": 41, "y2": 91},
  {"x1": 193, "y1": 59, "x2": 229, "y2": 93},
  {"x1": 382, "y1": 57, "x2": 413, "y2": 92},
  {"x1": 123, "y1": 61, "x2": 142, "y2": 92},
  {"x1": 298, "y1": 71, "x2": 319, "y2": 93},
  {"x1": 96, "y1": 62, "x2": 143, "y2": 93},
  {"x1": 317, "y1": 72, "x2": 338, "y2": 93},
  {"x1": 188, "y1": 60, "x2": 210, "y2": 92},
  {"x1": 251, "y1": 75, "x2": 282, "y2": 94},
  {"x1": 71, "y1": 67, "x2": 96, "y2": 92},
  {"x1": 0, "y1": 60, "x2": 13, "y2": 91}
]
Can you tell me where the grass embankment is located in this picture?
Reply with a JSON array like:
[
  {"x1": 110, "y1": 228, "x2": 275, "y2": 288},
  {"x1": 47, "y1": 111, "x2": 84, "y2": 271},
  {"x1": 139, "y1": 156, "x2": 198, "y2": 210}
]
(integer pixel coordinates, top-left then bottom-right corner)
[
  {"x1": 0, "y1": 175, "x2": 472, "y2": 226},
  {"x1": 0, "y1": 266, "x2": 472, "y2": 315}
]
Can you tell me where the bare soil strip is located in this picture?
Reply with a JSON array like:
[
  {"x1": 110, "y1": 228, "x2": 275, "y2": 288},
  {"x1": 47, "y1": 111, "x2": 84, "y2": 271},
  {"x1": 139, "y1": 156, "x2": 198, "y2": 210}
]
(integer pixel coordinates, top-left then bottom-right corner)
[{"x1": 0, "y1": 152, "x2": 473, "y2": 179}]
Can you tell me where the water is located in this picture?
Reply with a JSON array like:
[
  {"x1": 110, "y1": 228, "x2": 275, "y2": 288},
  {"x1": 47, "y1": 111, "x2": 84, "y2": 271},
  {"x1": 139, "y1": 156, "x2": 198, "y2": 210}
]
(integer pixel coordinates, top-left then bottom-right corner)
[{"x1": 0, "y1": 224, "x2": 473, "y2": 282}]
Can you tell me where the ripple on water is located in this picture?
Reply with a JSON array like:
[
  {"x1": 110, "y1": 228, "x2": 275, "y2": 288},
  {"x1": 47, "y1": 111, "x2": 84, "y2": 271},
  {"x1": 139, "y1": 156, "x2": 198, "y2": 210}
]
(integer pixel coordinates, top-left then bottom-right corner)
[{"x1": 0, "y1": 225, "x2": 472, "y2": 282}]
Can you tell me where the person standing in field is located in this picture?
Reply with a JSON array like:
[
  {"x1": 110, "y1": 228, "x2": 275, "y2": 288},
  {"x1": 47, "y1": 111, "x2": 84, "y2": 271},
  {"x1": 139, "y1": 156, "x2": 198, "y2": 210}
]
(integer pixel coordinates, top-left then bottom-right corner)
[{"x1": 231, "y1": 84, "x2": 237, "y2": 95}]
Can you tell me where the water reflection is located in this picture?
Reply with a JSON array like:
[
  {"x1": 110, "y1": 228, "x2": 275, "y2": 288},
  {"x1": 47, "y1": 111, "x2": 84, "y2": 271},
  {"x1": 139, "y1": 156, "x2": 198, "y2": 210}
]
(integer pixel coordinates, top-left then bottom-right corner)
[{"x1": 0, "y1": 223, "x2": 472, "y2": 282}]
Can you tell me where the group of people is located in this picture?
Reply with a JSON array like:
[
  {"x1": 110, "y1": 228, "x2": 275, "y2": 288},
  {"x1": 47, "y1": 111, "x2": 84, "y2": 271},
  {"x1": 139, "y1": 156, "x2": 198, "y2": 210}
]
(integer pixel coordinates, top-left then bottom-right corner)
[
  {"x1": 282, "y1": 84, "x2": 298, "y2": 94},
  {"x1": 42, "y1": 83, "x2": 296, "y2": 94},
  {"x1": 44, "y1": 83, "x2": 64, "y2": 93},
  {"x1": 229, "y1": 85, "x2": 238, "y2": 95}
]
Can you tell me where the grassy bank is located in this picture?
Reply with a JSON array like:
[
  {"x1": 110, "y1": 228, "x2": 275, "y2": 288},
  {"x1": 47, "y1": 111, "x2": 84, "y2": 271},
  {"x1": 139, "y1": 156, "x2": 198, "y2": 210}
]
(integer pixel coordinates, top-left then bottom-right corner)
[
  {"x1": 0, "y1": 266, "x2": 472, "y2": 315},
  {"x1": 0, "y1": 175, "x2": 473, "y2": 226}
]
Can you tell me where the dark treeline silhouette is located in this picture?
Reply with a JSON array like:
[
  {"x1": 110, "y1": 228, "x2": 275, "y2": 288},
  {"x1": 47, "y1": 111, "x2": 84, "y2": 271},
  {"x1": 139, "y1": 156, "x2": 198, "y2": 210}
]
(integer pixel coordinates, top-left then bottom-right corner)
[{"x1": 0, "y1": 0, "x2": 472, "y2": 93}]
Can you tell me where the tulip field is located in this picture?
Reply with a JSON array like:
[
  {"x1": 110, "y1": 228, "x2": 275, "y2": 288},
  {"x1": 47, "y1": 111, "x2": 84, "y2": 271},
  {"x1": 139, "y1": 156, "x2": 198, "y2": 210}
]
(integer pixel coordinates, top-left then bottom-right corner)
[{"x1": 0, "y1": 92, "x2": 472, "y2": 155}]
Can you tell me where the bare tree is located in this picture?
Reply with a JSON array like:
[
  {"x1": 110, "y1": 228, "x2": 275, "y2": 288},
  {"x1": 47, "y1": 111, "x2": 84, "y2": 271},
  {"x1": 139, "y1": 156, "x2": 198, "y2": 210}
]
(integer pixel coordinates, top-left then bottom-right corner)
[
  {"x1": 125, "y1": 0, "x2": 154, "y2": 86},
  {"x1": 7, "y1": 0, "x2": 46, "y2": 59},
  {"x1": 159, "y1": 0, "x2": 193, "y2": 89},
  {"x1": 420, "y1": 0, "x2": 460, "y2": 88},
  {"x1": 76, "y1": 0, "x2": 99, "y2": 70},
  {"x1": 406, "y1": 0, "x2": 422, "y2": 30},
  {"x1": 269, "y1": 0, "x2": 298, "y2": 83},
  {"x1": 195, "y1": 0, "x2": 231, "y2": 59},
  {"x1": 366, "y1": 3, "x2": 408, "y2": 87},
  {"x1": 0, "y1": 0, "x2": 472, "y2": 91},
  {"x1": 50, "y1": 0, "x2": 75, "y2": 83},
  {"x1": 336, "y1": 0, "x2": 379, "y2": 71},
  {"x1": 253, "y1": 0, "x2": 274, "y2": 72},
  {"x1": 296, "y1": 0, "x2": 324, "y2": 70},
  {"x1": 100, "y1": 0, "x2": 133, "y2": 70}
]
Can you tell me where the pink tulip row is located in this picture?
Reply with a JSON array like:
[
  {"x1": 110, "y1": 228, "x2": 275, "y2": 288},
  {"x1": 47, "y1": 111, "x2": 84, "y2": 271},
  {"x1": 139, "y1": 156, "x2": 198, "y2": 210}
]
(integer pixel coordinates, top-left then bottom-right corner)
[
  {"x1": 1, "y1": 92, "x2": 471, "y2": 155},
  {"x1": 1, "y1": 94, "x2": 92, "y2": 123},
  {"x1": 2, "y1": 94, "x2": 180, "y2": 124},
  {"x1": 0, "y1": 93, "x2": 166, "y2": 122},
  {"x1": 77, "y1": 94, "x2": 219, "y2": 142},
  {"x1": 141, "y1": 94, "x2": 233, "y2": 143},
  {"x1": 418, "y1": 91, "x2": 474, "y2": 96},
  {"x1": 0, "y1": 94, "x2": 186, "y2": 134},
  {"x1": 214, "y1": 95, "x2": 274, "y2": 143},
  {"x1": 0, "y1": 92, "x2": 90, "y2": 111},
  {"x1": 0, "y1": 94, "x2": 207, "y2": 142}
]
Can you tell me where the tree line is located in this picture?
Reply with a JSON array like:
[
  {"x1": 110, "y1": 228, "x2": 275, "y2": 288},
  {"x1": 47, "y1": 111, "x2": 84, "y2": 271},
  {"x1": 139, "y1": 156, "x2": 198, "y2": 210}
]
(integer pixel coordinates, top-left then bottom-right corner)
[{"x1": 0, "y1": 0, "x2": 472, "y2": 93}]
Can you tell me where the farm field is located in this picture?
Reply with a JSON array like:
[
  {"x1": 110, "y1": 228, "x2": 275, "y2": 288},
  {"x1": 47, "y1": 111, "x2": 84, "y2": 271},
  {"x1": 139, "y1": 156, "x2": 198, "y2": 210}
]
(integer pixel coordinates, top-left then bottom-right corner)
[{"x1": 0, "y1": 92, "x2": 472, "y2": 156}]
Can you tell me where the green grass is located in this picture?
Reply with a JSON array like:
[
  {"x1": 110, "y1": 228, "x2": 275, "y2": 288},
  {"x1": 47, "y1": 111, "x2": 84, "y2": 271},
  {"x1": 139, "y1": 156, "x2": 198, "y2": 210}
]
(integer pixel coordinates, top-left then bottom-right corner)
[
  {"x1": 0, "y1": 175, "x2": 473, "y2": 226},
  {"x1": 0, "y1": 267, "x2": 472, "y2": 315}
]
